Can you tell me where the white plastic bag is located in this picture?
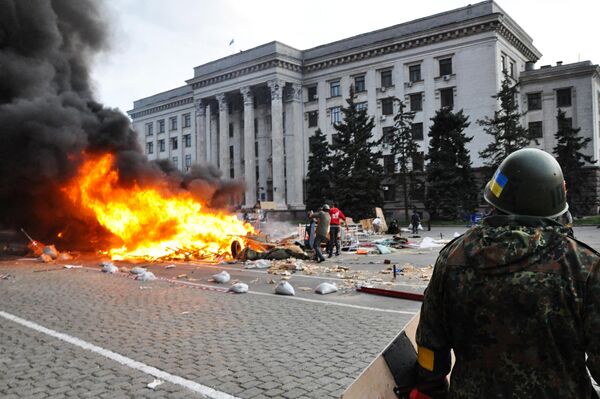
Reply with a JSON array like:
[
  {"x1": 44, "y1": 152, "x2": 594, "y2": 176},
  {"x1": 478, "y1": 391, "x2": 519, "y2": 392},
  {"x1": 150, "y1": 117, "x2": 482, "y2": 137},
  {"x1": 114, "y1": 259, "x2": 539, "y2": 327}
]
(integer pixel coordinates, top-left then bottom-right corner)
[
  {"x1": 275, "y1": 281, "x2": 295, "y2": 296},
  {"x1": 101, "y1": 261, "x2": 118, "y2": 274},
  {"x1": 418, "y1": 223, "x2": 424, "y2": 231},
  {"x1": 315, "y1": 282, "x2": 338, "y2": 295},
  {"x1": 130, "y1": 266, "x2": 147, "y2": 275},
  {"x1": 136, "y1": 271, "x2": 156, "y2": 281},
  {"x1": 228, "y1": 283, "x2": 249, "y2": 294},
  {"x1": 244, "y1": 259, "x2": 272, "y2": 269},
  {"x1": 213, "y1": 270, "x2": 230, "y2": 284}
]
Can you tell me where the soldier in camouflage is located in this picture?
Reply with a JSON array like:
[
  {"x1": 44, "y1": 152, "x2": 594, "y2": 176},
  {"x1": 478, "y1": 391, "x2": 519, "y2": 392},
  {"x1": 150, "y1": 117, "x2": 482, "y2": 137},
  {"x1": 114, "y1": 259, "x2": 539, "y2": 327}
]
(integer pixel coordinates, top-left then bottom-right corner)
[{"x1": 412, "y1": 148, "x2": 600, "y2": 398}]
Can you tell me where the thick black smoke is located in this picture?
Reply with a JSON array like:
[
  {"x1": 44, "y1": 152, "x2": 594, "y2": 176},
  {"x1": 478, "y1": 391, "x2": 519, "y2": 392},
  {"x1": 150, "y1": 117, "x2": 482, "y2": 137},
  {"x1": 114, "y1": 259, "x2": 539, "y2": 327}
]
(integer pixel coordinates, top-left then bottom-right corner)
[{"x1": 0, "y1": 0, "x2": 244, "y2": 247}]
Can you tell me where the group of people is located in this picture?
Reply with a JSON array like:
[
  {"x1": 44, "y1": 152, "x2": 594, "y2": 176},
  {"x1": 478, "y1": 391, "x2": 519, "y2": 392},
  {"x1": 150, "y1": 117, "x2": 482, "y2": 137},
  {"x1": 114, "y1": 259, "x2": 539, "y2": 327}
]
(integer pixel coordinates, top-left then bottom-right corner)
[{"x1": 308, "y1": 202, "x2": 348, "y2": 263}]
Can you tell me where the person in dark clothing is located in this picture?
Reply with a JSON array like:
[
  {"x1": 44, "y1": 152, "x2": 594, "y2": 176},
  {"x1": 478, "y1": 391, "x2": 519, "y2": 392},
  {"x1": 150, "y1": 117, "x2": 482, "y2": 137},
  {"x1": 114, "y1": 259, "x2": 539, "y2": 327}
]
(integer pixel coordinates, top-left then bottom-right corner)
[
  {"x1": 327, "y1": 202, "x2": 347, "y2": 257},
  {"x1": 309, "y1": 205, "x2": 331, "y2": 263},
  {"x1": 411, "y1": 210, "x2": 421, "y2": 235},
  {"x1": 411, "y1": 148, "x2": 600, "y2": 399}
]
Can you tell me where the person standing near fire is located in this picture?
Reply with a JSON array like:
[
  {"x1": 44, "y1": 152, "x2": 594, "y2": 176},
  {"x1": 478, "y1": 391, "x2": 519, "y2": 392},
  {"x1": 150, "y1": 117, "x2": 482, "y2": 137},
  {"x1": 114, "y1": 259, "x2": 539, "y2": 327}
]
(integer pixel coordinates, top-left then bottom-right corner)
[
  {"x1": 327, "y1": 202, "x2": 347, "y2": 257},
  {"x1": 410, "y1": 148, "x2": 600, "y2": 398},
  {"x1": 309, "y1": 204, "x2": 330, "y2": 263}
]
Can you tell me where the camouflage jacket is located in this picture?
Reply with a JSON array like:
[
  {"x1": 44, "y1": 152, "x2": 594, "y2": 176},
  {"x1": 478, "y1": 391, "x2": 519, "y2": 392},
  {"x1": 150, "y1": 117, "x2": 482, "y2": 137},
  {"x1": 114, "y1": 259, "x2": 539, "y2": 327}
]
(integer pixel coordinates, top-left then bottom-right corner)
[{"x1": 416, "y1": 215, "x2": 600, "y2": 398}]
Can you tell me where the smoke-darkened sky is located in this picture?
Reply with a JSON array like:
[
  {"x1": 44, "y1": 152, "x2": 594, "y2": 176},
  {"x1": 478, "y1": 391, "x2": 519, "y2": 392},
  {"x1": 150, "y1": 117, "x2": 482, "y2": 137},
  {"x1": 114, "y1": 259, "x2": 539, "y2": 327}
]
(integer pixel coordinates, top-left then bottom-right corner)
[{"x1": 91, "y1": 0, "x2": 600, "y2": 113}]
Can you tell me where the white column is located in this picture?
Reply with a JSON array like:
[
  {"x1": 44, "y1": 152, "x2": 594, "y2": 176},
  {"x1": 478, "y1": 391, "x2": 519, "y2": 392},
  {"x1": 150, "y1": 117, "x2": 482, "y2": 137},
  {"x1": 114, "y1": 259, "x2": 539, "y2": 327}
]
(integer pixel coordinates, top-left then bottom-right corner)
[
  {"x1": 205, "y1": 103, "x2": 213, "y2": 163},
  {"x1": 194, "y1": 100, "x2": 206, "y2": 163},
  {"x1": 268, "y1": 79, "x2": 286, "y2": 208},
  {"x1": 288, "y1": 83, "x2": 305, "y2": 208},
  {"x1": 241, "y1": 86, "x2": 256, "y2": 208},
  {"x1": 216, "y1": 93, "x2": 229, "y2": 176}
]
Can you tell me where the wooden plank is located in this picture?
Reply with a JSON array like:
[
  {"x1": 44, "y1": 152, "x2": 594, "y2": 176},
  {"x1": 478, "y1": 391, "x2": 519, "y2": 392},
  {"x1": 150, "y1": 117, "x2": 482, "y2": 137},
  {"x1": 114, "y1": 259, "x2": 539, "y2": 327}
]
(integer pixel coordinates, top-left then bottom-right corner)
[{"x1": 341, "y1": 314, "x2": 420, "y2": 399}]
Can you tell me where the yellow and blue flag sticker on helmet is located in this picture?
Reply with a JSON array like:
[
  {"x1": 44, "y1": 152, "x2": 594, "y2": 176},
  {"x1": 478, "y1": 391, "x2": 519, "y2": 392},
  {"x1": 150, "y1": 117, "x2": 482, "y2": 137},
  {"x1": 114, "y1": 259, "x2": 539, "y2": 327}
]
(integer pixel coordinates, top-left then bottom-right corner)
[{"x1": 490, "y1": 171, "x2": 508, "y2": 198}]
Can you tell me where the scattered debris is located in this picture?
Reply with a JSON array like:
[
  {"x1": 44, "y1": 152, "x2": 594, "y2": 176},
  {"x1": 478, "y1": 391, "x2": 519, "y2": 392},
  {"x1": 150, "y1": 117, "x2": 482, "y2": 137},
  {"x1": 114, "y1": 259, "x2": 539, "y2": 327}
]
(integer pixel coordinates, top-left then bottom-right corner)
[
  {"x1": 228, "y1": 283, "x2": 249, "y2": 294},
  {"x1": 139, "y1": 286, "x2": 152, "y2": 290},
  {"x1": 39, "y1": 254, "x2": 53, "y2": 263},
  {"x1": 63, "y1": 265, "x2": 82, "y2": 269},
  {"x1": 57, "y1": 252, "x2": 73, "y2": 261},
  {"x1": 130, "y1": 266, "x2": 147, "y2": 275},
  {"x1": 181, "y1": 311, "x2": 190, "y2": 315},
  {"x1": 315, "y1": 282, "x2": 338, "y2": 295},
  {"x1": 212, "y1": 270, "x2": 230, "y2": 284},
  {"x1": 418, "y1": 237, "x2": 446, "y2": 249},
  {"x1": 101, "y1": 262, "x2": 118, "y2": 274},
  {"x1": 0, "y1": 274, "x2": 14, "y2": 280},
  {"x1": 299, "y1": 286, "x2": 312, "y2": 291},
  {"x1": 165, "y1": 264, "x2": 176, "y2": 269},
  {"x1": 147, "y1": 379, "x2": 164, "y2": 390},
  {"x1": 375, "y1": 244, "x2": 393, "y2": 255},
  {"x1": 175, "y1": 274, "x2": 188, "y2": 280},
  {"x1": 120, "y1": 266, "x2": 130, "y2": 273},
  {"x1": 136, "y1": 271, "x2": 157, "y2": 281},
  {"x1": 244, "y1": 259, "x2": 272, "y2": 269},
  {"x1": 275, "y1": 281, "x2": 295, "y2": 296},
  {"x1": 383, "y1": 259, "x2": 391, "y2": 265}
]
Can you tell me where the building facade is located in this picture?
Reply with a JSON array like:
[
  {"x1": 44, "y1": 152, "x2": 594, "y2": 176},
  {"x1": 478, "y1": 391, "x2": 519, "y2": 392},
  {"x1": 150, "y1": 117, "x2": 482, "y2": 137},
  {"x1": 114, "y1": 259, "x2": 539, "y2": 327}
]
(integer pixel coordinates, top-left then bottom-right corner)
[{"x1": 128, "y1": 0, "x2": 600, "y2": 215}]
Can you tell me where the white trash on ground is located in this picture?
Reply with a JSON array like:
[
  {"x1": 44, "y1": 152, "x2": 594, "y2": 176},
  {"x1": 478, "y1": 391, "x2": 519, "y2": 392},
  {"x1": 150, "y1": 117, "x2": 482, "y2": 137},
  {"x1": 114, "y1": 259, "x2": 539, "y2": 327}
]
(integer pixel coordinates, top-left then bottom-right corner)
[
  {"x1": 101, "y1": 262, "x2": 119, "y2": 273},
  {"x1": 212, "y1": 270, "x2": 230, "y2": 284},
  {"x1": 375, "y1": 244, "x2": 393, "y2": 255},
  {"x1": 228, "y1": 283, "x2": 249, "y2": 293},
  {"x1": 315, "y1": 282, "x2": 338, "y2": 295},
  {"x1": 130, "y1": 266, "x2": 147, "y2": 275},
  {"x1": 136, "y1": 271, "x2": 157, "y2": 281},
  {"x1": 275, "y1": 281, "x2": 295, "y2": 296},
  {"x1": 147, "y1": 379, "x2": 163, "y2": 389},
  {"x1": 418, "y1": 237, "x2": 446, "y2": 249},
  {"x1": 244, "y1": 259, "x2": 272, "y2": 269},
  {"x1": 63, "y1": 265, "x2": 82, "y2": 269},
  {"x1": 453, "y1": 232, "x2": 461, "y2": 238}
]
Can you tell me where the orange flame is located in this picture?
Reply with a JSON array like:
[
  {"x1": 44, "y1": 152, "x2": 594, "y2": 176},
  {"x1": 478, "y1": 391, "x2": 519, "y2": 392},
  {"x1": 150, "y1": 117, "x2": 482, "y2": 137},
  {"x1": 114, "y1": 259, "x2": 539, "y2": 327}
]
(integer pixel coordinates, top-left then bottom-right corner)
[{"x1": 64, "y1": 153, "x2": 253, "y2": 261}]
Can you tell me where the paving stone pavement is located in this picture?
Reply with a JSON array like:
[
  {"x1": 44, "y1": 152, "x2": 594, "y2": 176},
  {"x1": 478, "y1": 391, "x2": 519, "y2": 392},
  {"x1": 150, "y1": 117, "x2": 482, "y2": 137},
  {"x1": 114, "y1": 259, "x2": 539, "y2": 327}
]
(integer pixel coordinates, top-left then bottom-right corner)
[{"x1": 0, "y1": 262, "x2": 414, "y2": 398}]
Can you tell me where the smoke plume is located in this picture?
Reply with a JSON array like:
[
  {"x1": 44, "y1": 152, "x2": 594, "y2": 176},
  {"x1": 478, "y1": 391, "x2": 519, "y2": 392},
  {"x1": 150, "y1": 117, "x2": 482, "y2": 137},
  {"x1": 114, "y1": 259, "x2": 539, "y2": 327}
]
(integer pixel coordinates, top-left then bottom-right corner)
[{"x1": 0, "y1": 0, "x2": 244, "y2": 247}]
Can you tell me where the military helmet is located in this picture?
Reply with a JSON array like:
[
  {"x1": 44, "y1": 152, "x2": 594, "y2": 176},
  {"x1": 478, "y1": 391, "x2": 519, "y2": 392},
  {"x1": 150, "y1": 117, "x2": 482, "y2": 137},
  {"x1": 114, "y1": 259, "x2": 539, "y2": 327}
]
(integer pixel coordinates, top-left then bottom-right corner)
[
  {"x1": 483, "y1": 148, "x2": 568, "y2": 218},
  {"x1": 322, "y1": 204, "x2": 330, "y2": 211}
]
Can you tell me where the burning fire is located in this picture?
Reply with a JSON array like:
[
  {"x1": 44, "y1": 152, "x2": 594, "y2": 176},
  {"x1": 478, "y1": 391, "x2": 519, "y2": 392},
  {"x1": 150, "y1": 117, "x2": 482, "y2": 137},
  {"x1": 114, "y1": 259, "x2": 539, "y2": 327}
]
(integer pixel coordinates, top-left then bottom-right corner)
[{"x1": 64, "y1": 153, "x2": 253, "y2": 261}]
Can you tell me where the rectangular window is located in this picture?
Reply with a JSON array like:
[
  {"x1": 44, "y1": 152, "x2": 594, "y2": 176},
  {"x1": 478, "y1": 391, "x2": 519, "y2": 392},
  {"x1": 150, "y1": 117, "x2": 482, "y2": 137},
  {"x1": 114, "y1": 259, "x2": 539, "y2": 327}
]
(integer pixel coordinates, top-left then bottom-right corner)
[
  {"x1": 157, "y1": 119, "x2": 165, "y2": 133},
  {"x1": 330, "y1": 80, "x2": 341, "y2": 97},
  {"x1": 440, "y1": 88, "x2": 454, "y2": 109},
  {"x1": 409, "y1": 64, "x2": 421, "y2": 82},
  {"x1": 307, "y1": 85, "x2": 318, "y2": 101},
  {"x1": 171, "y1": 137, "x2": 178, "y2": 150},
  {"x1": 230, "y1": 168, "x2": 234, "y2": 179},
  {"x1": 356, "y1": 102, "x2": 368, "y2": 112},
  {"x1": 354, "y1": 75, "x2": 366, "y2": 92},
  {"x1": 158, "y1": 139, "x2": 165, "y2": 152},
  {"x1": 146, "y1": 123, "x2": 153, "y2": 136},
  {"x1": 509, "y1": 61, "x2": 515, "y2": 78},
  {"x1": 184, "y1": 134, "x2": 191, "y2": 148},
  {"x1": 146, "y1": 142, "x2": 154, "y2": 154},
  {"x1": 412, "y1": 152, "x2": 424, "y2": 171},
  {"x1": 439, "y1": 58, "x2": 453, "y2": 76},
  {"x1": 229, "y1": 145, "x2": 234, "y2": 166},
  {"x1": 330, "y1": 106, "x2": 341, "y2": 124},
  {"x1": 185, "y1": 154, "x2": 192, "y2": 169},
  {"x1": 410, "y1": 93, "x2": 423, "y2": 112},
  {"x1": 183, "y1": 113, "x2": 191, "y2": 128},
  {"x1": 527, "y1": 93, "x2": 542, "y2": 111},
  {"x1": 331, "y1": 133, "x2": 341, "y2": 147},
  {"x1": 382, "y1": 127, "x2": 394, "y2": 145},
  {"x1": 309, "y1": 136, "x2": 318, "y2": 153},
  {"x1": 254, "y1": 141, "x2": 259, "y2": 157},
  {"x1": 229, "y1": 123, "x2": 234, "y2": 138},
  {"x1": 308, "y1": 111, "x2": 318, "y2": 127},
  {"x1": 381, "y1": 70, "x2": 393, "y2": 88},
  {"x1": 559, "y1": 117, "x2": 573, "y2": 131},
  {"x1": 169, "y1": 116, "x2": 177, "y2": 131},
  {"x1": 528, "y1": 121, "x2": 543, "y2": 138},
  {"x1": 384, "y1": 155, "x2": 395, "y2": 174},
  {"x1": 383, "y1": 184, "x2": 395, "y2": 201},
  {"x1": 412, "y1": 123, "x2": 424, "y2": 140},
  {"x1": 254, "y1": 118, "x2": 258, "y2": 138},
  {"x1": 172, "y1": 156, "x2": 178, "y2": 166},
  {"x1": 381, "y1": 98, "x2": 394, "y2": 115},
  {"x1": 556, "y1": 88, "x2": 572, "y2": 107},
  {"x1": 501, "y1": 55, "x2": 506, "y2": 72}
]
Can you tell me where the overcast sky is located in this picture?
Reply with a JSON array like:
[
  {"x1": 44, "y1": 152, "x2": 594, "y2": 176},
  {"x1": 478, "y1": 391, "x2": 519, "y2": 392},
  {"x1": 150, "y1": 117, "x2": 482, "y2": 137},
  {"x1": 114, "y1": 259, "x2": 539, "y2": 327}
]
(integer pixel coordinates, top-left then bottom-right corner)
[{"x1": 91, "y1": 0, "x2": 600, "y2": 114}]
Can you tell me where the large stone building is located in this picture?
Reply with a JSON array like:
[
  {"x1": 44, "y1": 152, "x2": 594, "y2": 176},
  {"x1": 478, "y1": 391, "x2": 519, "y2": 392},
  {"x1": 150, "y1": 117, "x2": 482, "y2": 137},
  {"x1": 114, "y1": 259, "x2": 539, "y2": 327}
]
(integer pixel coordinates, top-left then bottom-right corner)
[{"x1": 128, "y1": 0, "x2": 600, "y2": 216}]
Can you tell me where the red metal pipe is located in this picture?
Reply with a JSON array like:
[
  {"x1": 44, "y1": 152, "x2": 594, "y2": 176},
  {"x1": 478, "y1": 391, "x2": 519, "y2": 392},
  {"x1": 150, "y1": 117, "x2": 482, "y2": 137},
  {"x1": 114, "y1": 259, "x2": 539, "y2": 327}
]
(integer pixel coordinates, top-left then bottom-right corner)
[{"x1": 357, "y1": 286, "x2": 424, "y2": 302}]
